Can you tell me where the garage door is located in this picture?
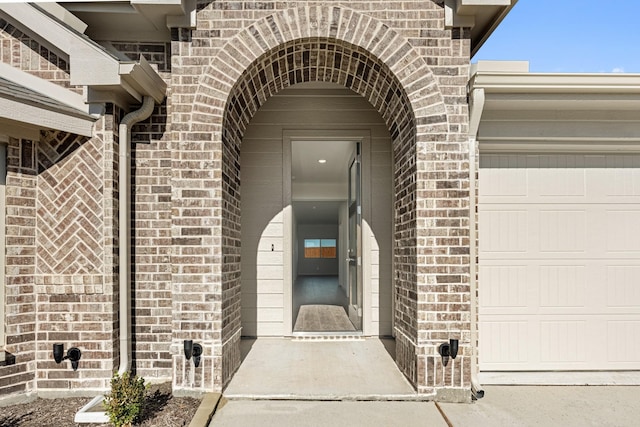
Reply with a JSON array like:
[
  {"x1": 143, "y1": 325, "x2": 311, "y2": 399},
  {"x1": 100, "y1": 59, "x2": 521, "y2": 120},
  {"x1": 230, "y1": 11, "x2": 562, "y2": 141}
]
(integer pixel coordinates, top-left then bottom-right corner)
[{"x1": 479, "y1": 154, "x2": 640, "y2": 373}]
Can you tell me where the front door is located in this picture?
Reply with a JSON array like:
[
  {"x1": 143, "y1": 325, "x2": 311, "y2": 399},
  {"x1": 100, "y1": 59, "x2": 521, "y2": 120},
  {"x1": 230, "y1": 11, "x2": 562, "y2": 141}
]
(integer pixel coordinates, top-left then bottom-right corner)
[{"x1": 347, "y1": 144, "x2": 363, "y2": 330}]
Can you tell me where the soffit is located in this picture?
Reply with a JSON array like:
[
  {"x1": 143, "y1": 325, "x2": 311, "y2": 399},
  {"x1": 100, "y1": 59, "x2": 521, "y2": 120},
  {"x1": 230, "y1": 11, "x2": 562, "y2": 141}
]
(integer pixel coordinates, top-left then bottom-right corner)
[
  {"x1": 446, "y1": 0, "x2": 518, "y2": 56},
  {"x1": 59, "y1": 0, "x2": 195, "y2": 42}
]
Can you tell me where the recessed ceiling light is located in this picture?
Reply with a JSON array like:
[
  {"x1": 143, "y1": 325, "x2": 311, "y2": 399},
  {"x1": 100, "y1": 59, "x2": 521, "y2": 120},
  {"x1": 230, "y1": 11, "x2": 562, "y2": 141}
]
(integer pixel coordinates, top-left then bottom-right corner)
[{"x1": 318, "y1": 159, "x2": 327, "y2": 164}]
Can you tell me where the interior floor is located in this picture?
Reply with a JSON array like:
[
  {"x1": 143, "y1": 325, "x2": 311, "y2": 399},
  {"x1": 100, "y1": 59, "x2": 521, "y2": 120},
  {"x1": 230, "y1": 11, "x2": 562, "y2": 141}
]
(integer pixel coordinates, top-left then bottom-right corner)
[{"x1": 292, "y1": 276, "x2": 355, "y2": 333}]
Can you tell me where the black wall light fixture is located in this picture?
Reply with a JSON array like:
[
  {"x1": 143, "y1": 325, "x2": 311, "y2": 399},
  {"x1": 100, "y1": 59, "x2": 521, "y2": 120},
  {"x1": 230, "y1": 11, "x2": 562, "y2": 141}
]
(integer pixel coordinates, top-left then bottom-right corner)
[
  {"x1": 438, "y1": 338, "x2": 459, "y2": 367},
  {"x1": 53, "y1": 343, "x2": 82, "y2": 371},
  {"x1": 184, "y1": 340, "x2": 203, "y2": 368}
]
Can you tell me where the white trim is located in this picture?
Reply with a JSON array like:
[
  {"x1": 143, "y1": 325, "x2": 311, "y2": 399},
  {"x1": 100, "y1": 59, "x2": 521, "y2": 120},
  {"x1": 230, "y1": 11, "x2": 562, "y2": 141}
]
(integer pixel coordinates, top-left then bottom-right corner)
[
  {"x1": 471, "y1": 71, "x2": 640, "y2": 94},
  {"x1": 0, "y1": 62, "x2": 90, "y2": 115},
  {"x1": 0, "y1": 97, "x2": 94, "y2": 137},
  {"x1": 36, "y1": 3, "x2": 88, "y2": 34},
  {"x1": 479, "y1": 140, "x2": 640, "y2": 154},
  {"x1": 480, "y1": 371, "x2": 640, "y2": 386}
]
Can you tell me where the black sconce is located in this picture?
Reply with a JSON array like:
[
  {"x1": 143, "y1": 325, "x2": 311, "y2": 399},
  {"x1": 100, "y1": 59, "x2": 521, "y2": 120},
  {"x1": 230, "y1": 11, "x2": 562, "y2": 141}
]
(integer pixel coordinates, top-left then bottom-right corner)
[
  {"x1": 438, "y1": 338, "x2": 459, "y2": 367},
  {"x1": 184, "y1": 340, "x2": 203, "y2": 368},
  {"x1": 53, "y1": 343, "x2": 82, "y2": 371}
]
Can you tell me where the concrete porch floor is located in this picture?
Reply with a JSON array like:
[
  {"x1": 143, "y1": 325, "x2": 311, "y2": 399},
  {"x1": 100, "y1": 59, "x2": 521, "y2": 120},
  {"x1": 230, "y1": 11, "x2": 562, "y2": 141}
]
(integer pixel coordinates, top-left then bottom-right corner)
[{"x1": 222, "y1": 338, "x2": 420, "y2": 400}]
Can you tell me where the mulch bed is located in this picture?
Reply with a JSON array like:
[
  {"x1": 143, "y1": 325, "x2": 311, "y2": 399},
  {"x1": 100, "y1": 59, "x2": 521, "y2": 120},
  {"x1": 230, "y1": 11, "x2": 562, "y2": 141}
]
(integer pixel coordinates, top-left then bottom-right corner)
[{"x1": 0, "y1": 382, "x2": 201, "y2": 427}]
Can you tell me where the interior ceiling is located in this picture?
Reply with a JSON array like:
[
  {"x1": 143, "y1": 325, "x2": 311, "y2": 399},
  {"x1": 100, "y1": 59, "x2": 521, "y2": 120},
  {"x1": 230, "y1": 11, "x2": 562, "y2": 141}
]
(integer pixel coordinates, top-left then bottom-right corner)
[
  {"x1": 292, "y1": 139, "x2": 354, "y2": 224},
  {"x1": 293, "y1": 201, "x2": 341, "y2": 225},
  {"x1": 291, "y1": 140, "x2": 354, "y2": 184}
]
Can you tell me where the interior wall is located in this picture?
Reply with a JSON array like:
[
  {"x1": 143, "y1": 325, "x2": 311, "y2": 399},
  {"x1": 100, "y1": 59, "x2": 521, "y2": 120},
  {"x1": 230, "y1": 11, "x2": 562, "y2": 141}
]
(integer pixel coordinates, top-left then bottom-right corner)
[
  {"x1": 240, "y1": 82, "x2": 393, "y2": 337},
  {"x1": 297, "y1": 224, "x2": 339, "y2": 276}
]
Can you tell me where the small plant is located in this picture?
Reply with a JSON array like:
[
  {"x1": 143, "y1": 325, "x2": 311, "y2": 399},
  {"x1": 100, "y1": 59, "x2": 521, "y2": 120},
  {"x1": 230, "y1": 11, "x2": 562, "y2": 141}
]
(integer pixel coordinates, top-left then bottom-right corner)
[{"x1": 104, "y1": 371, "x2": 148, "y2": 427}]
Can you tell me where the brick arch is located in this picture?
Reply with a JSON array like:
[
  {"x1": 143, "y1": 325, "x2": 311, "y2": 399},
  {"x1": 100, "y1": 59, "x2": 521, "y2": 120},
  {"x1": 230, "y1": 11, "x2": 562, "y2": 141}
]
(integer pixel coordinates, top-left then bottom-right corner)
[
  {"x1": 184, "y1": 6, "x2": 450, "y2": 390},
  {"x1": 192, "y1": 5, "x2": 447, "y2": 136}
]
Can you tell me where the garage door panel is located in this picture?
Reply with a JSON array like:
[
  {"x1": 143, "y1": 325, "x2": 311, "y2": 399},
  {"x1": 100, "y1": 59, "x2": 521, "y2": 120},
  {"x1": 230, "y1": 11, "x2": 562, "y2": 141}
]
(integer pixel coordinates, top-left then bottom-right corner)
[
  {"x1": 607, "y1": 320, "x2": 640, "y2": 364},
  {"x1": 480, "y1": 153, "x2": 640, "y2": 373},
  {"x1": 481, "y1": 205, "x2": 640, "y2": 259},
  {"x1": 480, "y1": 155, "x2": 640, "y2": 204},
  {"x1": 481, "y1": 316, "x2": 611, "y2": 370},
  {"x1": 606, "y1": 266, "x2": 640, "y2": 310},
  {"x1": 481, "y1": 260, "x2": 604, "y2": 316},
  {"x1": 479, "y1": 264, "x2": 531, "y2": 312},
  {"x1": 539, "y1": 210, "x2": 586, "y2": 253},
  {"x1": 606, "y1": 210, "x2": 640, "y2": 252},
  {"x1": 539, "y1": 265, "x2": 587, "y2": 309},
  {"x1": 480, "y1": 209, "x2": 528, "y2": 253},
  {"x1": 539, "y1": 320, "x2": 589, "y2": 364},
  {"x1": 479, "y1": 320, "x2": 531, "y2": 368}
]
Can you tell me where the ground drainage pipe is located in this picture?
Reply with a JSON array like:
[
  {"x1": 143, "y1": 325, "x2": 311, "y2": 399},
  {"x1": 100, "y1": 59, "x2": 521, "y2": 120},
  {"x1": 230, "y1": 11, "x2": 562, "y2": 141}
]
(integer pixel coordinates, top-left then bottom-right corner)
[
  {"x1": 117, "y1": 95, "x2": 155, "y2": 375},
  {"x1": 75, "y1": 96, "x2": 155, "y2": 424}
]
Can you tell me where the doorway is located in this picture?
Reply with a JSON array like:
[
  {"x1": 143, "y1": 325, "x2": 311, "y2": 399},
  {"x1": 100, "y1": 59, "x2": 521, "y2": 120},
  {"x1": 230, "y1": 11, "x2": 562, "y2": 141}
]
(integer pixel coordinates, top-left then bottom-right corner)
[{"x1": 290, "y1": 139, "x2": 362, "y2": 334}]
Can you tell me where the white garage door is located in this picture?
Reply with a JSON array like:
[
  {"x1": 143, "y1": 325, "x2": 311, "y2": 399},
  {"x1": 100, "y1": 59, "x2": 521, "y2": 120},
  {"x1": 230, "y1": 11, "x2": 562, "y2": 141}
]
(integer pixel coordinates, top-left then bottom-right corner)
[{"x1": 479, "y1": 154, "x2": 640, "y2": 374}]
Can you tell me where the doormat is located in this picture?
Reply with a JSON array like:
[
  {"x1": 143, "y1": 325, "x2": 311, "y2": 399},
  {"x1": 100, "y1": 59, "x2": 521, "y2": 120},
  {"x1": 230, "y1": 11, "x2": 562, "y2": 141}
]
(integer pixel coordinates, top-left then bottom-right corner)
[{"x1": 293, "y1": 304, "x2": 356, "y2": 333}]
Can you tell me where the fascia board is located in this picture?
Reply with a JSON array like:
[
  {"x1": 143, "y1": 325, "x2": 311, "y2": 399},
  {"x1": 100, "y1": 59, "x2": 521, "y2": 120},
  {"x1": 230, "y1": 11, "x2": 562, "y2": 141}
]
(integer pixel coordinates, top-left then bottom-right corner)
[
  {"x1": 0, "y1": 62, "x2": 89, "y2": 115},
  {"x1": 37, "y1": 3, "x2": 88, "y2": 34},
  {"x1": 471, "y1": 72, "x2": 640, "y2": 94},
  {"x1": 0, "y1": 4, "x2": 71, "y2": 58},
  {"x1": 0, "y1": 97, "x2": 94, "y2": 137},
  {"x1": 1, "y1": 4, "x2": 122, "y2": 86}
]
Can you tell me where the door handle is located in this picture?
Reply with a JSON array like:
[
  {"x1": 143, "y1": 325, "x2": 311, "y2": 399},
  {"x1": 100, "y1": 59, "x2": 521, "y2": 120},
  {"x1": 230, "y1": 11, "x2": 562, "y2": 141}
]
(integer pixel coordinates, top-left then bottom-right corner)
[{"x1": 346, "y1": 257, "x2": 356, "y2": 263}]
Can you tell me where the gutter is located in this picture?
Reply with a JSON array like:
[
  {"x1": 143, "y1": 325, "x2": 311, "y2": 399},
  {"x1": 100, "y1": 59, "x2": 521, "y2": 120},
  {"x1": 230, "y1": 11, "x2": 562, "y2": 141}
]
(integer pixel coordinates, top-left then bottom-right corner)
[
  {"x1": 468, "y1": 87, "x2": 485, "y2": 399},
  {"x1": 75, "y1": 96, "x2": 156, "y2": 424}
]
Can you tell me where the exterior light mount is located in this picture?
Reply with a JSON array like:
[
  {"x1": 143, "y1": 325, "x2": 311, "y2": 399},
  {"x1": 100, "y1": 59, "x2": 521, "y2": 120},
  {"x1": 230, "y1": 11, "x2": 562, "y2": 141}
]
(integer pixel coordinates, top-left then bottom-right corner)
[
  {"x1": 438, "y1": 338, "x2": 459, "y2": 367},
  {"x1": 53, "y1": 343, "x2": 82, "y2": 371},
  {"x1": 184, "y1": 339, "x2": 203, "y2": 368}
]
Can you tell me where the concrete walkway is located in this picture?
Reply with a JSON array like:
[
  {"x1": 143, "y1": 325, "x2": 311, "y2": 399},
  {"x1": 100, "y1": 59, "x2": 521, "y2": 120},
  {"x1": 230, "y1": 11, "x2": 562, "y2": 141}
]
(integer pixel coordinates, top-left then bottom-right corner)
[
  {"x1": 210, "y1": 339, "x2": 640, "y2": 426},
  {"x1": 223, "y1": 338, "x2": 418, "y2": 400},
  {"x1": 210, "y1": 386, "x2": 640, "y2": 426}
]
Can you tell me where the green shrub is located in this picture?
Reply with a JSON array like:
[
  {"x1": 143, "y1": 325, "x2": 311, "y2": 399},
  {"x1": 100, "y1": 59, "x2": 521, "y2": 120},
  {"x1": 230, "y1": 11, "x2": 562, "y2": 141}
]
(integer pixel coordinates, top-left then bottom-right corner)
[{"x1": 104, "y1": 371, "x2": 148, "y2": 427}]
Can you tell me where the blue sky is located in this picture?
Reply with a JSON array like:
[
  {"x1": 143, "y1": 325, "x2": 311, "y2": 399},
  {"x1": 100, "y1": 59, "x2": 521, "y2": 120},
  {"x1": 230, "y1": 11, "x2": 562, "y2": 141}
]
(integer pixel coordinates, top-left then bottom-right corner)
[{"x1": 473, "y1": 0, "x2": 640, "y2": 73}]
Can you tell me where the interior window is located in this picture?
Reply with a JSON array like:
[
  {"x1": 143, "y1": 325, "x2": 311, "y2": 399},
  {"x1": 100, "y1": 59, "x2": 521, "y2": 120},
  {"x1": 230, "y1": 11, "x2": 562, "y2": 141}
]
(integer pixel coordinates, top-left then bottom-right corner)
[{"x1": 304, "y1": 238, "x2": 336, "y2": 259}]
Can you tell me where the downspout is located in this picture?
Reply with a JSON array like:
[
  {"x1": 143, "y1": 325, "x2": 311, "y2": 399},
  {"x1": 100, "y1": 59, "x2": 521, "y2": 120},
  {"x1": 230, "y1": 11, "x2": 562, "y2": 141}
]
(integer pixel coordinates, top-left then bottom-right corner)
[
  {"x1": 75, "y1": 96, "x2": 156, "y2": 424},
  {"x1": 468, "y1": 87, "x2": 485, "y2": 399},
  {"x1": 118, "y1": 96, "x2": 155, "y2": 374}
]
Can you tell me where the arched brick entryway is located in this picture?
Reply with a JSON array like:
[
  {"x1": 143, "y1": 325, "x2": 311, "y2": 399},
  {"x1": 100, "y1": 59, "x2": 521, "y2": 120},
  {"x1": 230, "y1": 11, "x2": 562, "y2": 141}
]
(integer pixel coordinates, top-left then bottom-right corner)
[{"x1": 172, "y1": 5, "x2": 470, "y2": 398}]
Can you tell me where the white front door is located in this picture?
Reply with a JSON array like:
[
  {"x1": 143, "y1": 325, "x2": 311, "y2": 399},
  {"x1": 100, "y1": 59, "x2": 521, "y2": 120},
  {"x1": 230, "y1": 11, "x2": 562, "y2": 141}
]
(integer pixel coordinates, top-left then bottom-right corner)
[{"x1": 347, "y1": 144, "x2": 363, "y2": 330}]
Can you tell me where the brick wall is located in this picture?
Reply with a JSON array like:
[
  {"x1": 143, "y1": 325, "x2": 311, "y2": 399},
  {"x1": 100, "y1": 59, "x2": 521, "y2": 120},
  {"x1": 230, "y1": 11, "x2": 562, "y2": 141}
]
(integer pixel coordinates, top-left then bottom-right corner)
[
  {"x1": 170, "y1": 0, "x2": 472, "y2": 398},
  {"x1": 0, "y1": 18, "x2": 77, "y2": 92},
  {"x1": 0, "y1": 137, "x2": 37, "y2": 396},
  {"x1": 0, "y1": 0, "x2": 474, "y2": 401},
  {"x1": 34, "y1": 123, "x2": 118, "y2": 392}
]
